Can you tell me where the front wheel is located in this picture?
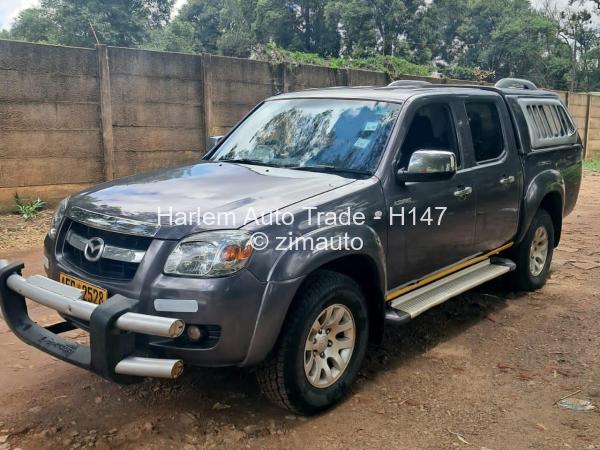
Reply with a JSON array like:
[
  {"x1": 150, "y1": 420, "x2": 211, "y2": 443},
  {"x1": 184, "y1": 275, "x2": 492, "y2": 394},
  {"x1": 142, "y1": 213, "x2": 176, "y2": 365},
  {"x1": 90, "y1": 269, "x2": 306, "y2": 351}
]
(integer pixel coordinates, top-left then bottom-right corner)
[
  {"x1": 512, "y1": 209, "x2": 555, "y2": 291},
  {"x1": 256, "y1": 271, "x2": 369, "y2": 415}
]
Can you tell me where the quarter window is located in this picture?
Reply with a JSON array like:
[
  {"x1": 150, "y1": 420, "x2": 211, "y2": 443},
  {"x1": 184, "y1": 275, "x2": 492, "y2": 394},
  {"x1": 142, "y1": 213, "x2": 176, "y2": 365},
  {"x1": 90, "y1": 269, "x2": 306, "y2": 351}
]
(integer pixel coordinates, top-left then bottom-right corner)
[
  {"x1": 466, "y1": 102, "x2": 504, "y2": 162},
  {"x1": 519, "y1": 99, "x2": 577, "y2": 150}
]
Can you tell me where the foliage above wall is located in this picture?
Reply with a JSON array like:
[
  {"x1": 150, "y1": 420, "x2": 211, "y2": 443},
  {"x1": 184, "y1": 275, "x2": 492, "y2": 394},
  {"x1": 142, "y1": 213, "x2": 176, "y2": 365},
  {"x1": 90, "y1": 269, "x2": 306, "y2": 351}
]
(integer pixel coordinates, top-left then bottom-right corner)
[
  {"x1": 2, "y1": 0, "x2": 599, "y2": 91},
  {"x1": 251, "y1": 43, "x2": 432, "y2": 79}
]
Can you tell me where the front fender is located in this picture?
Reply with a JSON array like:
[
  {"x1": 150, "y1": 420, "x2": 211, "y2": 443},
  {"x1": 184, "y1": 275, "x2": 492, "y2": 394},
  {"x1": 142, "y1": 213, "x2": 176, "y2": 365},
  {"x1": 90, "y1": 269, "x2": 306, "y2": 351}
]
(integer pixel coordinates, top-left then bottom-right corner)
[
  {"x1": 267, "y1": 224, "x2": 386, "y2": 286},
  {"x1": 241, "y1": 224, "x2": 386, "y2": 366},
  {"x1": 516, "y1": 169, "x2": 564, "y2": 245}
]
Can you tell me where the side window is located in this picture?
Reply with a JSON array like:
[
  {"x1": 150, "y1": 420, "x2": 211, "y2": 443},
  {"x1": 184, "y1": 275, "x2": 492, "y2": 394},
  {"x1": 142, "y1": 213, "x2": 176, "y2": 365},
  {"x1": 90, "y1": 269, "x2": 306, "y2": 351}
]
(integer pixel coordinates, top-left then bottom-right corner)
[
  {"x1": 521, "y1": 100, "x2": 577, "y2": 150},
  {"x1": 399, "y1": 103, "x2": 460, "y2": 169},
  {"x1": 466, "y1": 101, "x2": 504, "y2": 162}
]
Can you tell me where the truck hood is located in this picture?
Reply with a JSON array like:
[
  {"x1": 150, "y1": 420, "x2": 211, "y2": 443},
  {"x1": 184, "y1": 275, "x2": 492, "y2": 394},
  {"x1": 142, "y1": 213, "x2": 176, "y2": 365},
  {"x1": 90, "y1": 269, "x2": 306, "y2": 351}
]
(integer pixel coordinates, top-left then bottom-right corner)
[{"x1": 68, "y1": 161, "x2": 355, "y2": 239}]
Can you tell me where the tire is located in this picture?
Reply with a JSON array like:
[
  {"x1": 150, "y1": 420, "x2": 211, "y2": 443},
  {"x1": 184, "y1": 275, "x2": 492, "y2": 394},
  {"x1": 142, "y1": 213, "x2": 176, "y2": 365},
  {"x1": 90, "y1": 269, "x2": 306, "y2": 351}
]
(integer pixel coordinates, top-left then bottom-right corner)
[
  {"x1": 512, "y1": 209, "x2": 555, "y2": 291},
  {"x1": 256, "y1": 270, "x2": 369, "y2": 415}
]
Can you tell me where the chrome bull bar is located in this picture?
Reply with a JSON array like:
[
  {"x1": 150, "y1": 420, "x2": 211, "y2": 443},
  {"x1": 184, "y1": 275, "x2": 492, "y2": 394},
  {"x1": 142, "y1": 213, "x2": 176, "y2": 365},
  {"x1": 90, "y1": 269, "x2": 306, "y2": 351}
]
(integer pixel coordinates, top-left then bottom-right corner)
[
  {"x1": 0, "y1": 259, "x2": 185, "y2": 381},
  {"x1": 5, "y1": 272, "x2": 185, "y2": 338}
]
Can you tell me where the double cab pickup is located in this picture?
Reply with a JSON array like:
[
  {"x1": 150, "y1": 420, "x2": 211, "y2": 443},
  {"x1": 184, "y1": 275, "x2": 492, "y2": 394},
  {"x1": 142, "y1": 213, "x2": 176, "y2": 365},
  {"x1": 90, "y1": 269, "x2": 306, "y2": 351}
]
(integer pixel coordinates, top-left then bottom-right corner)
[{"x1": 0, "y1": 78, "x2": 582, "y2": 414}]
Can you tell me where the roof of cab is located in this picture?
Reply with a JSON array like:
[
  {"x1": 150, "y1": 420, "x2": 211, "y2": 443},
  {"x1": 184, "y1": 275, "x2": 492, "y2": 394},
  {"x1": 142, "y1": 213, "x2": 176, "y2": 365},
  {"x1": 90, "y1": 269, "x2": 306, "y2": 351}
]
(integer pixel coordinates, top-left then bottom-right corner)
[{"x1": 266, "y1": 79, "x2": 560, "y2": 103}]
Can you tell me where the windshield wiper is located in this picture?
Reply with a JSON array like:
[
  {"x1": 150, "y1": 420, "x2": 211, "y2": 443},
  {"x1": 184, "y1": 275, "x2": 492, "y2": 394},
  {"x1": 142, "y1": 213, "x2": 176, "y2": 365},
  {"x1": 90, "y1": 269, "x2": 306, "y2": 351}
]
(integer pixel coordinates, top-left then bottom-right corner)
[
  {"x1": 289, "y1": 165, "x2": 371, "y2": 176},
  {"x1": 218, "y1": 160, "x2": 371, "y2": 176},
  {"x1": 218, "y1": 158, "x2": 276, "y2": 167}
]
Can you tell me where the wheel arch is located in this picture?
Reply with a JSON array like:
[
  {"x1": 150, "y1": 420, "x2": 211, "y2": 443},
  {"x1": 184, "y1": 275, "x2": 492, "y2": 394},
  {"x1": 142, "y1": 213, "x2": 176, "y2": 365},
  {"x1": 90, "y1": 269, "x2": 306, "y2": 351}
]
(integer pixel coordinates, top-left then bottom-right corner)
[
  {"x1": 242, "y1": 226, "x2": 387, "y2": 366},
  {"x1": 274, "y1": 252, "x2": 386, "y2": 347},
  {"x1": 267, "y1": 224, "x2": 387, "y2": 343},
  {"x1": 539, "y1": 191, "x2": 563, "y2": 247},
  {"x1": 316, "y1": 254, "x2": 386, "y2": 344},
  {"x1": 516, "y1": 170, "x2": 564, "y2": 247}
]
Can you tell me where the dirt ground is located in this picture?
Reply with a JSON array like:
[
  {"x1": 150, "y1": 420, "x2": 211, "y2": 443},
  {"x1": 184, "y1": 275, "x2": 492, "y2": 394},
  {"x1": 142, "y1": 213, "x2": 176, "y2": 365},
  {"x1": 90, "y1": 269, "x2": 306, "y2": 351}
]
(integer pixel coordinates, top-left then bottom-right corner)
[
  {"x1": 0, "y1": 210, "x2": 52, "y2": 251},
  {"x1": 0, "y1": 173, "x2": 599, "y2": 450}
]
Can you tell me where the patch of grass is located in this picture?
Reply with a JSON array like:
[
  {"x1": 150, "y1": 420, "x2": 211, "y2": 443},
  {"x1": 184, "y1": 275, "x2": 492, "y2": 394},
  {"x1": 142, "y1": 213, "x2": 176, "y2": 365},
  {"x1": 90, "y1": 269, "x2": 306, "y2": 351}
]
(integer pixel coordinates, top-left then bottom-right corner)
[
  {"x1": 14, "y1": 192, "x2": 46, "y2": 221},
  {"x1": 583, "y1": 159, "x2": 600, "y2": 172}
]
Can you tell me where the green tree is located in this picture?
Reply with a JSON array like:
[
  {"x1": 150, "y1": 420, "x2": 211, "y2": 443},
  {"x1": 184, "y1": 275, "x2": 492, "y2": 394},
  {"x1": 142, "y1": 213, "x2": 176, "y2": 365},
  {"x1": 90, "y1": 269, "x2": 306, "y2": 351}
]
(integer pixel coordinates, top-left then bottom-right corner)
[
  {"x1": 176, "y1": 0, "x2": 223, "y2": 53},
  {"x1": 10, "y1": 0, "x2": 174, "y2": 47},
  {"x1": 371, "y1": 0, "x2": 407, "y2": 56},
  {"x1": 468, "y1": 7, "x2": 555, "y2": 77},
  {"x1": 146, "y1": 18, "x2": 198, "y2": 52},
  {"x1": 9, "y1": 8, "x2": 58, "y2": 43},
  {"x1": 421, "y1": 0, "x2": 574, "y2": 88},
  {"x1": 292, "y1": 0, "x2": 339, "y2": 56},
  {"x1": 253, "y1": 0, "x2": 300, "y2": 50},
  {"x1": 329, "y1": 0, "x2": 377, "y2": 57},
  {"x1": 559, "y1": 9, "x2": 596, "y2": 90},
  {"x1": 421, "y1": 0, "x2": 470, "y2": 64},
  {"x1": 588, "y1": 46, "x2": 600, "y2": 89},
  {"x1": 217, "y1": 0, "x2": 257, "y2": 57}
]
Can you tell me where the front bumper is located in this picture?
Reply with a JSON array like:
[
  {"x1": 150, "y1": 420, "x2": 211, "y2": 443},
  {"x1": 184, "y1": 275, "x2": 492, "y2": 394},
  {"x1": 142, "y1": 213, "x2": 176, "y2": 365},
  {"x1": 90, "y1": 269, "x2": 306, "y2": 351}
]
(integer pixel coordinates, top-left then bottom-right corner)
[
  {"x1": 0, "y1": 260, "x2": 186, "y2": 383},
  {"x1": 44, "y1": 232, "x2": 286, "y2": 367}
]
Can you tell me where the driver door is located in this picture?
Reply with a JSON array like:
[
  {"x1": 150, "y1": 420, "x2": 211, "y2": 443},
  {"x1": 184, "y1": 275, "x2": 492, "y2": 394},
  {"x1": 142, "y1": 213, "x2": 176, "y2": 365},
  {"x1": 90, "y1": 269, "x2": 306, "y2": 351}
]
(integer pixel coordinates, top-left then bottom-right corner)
[{"x1": 384, "y1": 98, "x2": 477, "y2": 289}]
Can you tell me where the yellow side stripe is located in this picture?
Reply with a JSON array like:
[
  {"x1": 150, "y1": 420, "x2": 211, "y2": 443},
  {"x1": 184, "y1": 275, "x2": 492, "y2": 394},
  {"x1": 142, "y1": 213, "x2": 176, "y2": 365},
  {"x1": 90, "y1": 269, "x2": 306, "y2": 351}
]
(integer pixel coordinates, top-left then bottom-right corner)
[{"x1": 385, "y1": 242, "x2": 514, "y2": 302}]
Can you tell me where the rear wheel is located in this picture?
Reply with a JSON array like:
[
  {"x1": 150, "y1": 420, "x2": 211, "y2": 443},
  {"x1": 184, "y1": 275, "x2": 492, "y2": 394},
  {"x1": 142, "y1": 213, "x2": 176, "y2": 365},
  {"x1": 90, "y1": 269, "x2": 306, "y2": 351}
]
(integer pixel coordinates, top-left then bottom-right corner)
[
  {"x1": 256, "y1": 270, "x2": 369, "y2": 415},
  {"x1": 512, "y1": 209, "x2": 555, "y2": 291}
]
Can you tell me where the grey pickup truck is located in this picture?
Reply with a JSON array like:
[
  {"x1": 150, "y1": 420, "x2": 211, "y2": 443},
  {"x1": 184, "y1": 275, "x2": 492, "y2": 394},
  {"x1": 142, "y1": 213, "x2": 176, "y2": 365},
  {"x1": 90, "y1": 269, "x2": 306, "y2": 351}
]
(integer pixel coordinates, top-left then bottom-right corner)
[{"x1": 0, "y1": 78, "x2": 582, "y2": 414}]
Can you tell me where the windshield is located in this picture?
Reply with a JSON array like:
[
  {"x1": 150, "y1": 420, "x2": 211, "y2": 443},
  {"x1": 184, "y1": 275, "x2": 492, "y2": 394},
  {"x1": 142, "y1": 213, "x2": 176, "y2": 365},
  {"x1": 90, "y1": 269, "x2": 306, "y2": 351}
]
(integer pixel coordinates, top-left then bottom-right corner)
[{"x1": 209, "y1": 98, "x2": 401, "y2": 174}]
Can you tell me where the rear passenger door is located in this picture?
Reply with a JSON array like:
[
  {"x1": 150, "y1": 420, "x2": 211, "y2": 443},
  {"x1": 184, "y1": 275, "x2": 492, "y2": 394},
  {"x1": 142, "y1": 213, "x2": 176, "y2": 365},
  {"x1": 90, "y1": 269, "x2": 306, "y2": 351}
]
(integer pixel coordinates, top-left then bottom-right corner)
[{"x1": 460, "y1": 95, "x2": 522, "y2": 252}]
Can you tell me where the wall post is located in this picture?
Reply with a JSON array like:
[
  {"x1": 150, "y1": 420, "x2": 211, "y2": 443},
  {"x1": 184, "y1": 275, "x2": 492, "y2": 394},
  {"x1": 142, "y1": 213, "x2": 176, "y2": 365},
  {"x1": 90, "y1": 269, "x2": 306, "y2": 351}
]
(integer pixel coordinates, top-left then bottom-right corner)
[
  {"x1": 281, "y1": 63, "x2": 290, "y2": 93},
  {"x1": 96, "y1": 44, "x2": 115, "y2": 180},
  {"x1": 583, "y1": 93, "x2": 592, "y2": 160},
  {"x1": 201, "y1": 53, "x2": 214, "y2": 145}
]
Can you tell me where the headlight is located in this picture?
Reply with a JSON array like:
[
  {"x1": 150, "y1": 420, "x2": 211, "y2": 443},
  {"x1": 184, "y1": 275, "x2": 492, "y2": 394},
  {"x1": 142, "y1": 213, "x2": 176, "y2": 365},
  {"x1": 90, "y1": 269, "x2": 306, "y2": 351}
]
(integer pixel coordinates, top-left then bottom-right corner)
[
  {"x1": 48, "y1": 197, "x2": 69, "y2": 239},
  {"x1": 164, "y1": 230, "x2": 254, "y2": 277}
]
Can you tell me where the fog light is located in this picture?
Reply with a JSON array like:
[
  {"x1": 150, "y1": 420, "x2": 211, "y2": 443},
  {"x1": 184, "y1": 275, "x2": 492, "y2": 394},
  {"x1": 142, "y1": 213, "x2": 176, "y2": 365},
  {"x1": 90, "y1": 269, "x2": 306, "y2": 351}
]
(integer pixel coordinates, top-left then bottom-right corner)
[{"x1": 186, "y1": 325, "x2": 204, "y2": 342}]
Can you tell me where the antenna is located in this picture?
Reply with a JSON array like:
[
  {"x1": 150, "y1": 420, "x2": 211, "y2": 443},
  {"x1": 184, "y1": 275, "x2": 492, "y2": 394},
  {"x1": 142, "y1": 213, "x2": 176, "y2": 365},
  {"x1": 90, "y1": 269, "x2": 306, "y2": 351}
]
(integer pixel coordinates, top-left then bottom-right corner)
[{"x1": 89, "y1": 20, "x2": 100, "y2": 45}]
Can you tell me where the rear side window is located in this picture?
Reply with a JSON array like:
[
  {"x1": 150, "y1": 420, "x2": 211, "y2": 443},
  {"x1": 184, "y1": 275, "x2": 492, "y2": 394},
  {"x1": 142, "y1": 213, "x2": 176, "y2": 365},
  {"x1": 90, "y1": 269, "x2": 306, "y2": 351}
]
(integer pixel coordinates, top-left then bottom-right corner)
[
  {"x1": 518, "y1": 99, "x2": 577, "y2": 150},
  {"x1": 465, "y1": 101, "x2": 504, "y2": 162}
]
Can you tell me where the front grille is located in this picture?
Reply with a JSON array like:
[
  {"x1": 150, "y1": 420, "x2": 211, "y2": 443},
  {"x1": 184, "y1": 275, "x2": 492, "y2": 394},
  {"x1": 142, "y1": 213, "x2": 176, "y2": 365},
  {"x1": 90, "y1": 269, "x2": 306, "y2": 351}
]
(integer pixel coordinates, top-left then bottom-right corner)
[{"x1": 61, "y1": 219, "x2": 153, "y2": 281}]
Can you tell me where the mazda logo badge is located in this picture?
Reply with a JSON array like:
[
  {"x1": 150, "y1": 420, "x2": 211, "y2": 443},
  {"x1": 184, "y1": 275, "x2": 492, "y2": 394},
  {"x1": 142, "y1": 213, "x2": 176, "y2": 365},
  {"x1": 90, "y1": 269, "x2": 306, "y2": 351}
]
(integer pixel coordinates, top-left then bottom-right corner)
[{"x1": 83, "y1": 237, "x2": 105, "y2": 262}]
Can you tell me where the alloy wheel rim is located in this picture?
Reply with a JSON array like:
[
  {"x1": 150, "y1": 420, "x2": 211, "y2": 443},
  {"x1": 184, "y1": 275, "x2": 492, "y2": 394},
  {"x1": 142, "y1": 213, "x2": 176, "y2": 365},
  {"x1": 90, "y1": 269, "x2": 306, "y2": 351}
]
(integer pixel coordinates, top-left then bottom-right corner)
[
  {"x1": 304, "y1": 304, "x2": 356, "y2": 389},
  {"x1": 529, "y1": 226, "x2": 549, "y2": 277}
]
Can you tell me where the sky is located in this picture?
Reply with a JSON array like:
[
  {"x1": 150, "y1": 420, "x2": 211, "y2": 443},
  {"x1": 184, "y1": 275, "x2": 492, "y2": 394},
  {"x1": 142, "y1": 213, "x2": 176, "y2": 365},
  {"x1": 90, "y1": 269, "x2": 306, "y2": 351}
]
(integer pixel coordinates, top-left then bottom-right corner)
[
  {"x1": 0, "y1": 0, "x2": 597, "y2": 31},
  {"x1": 0, "y1": 0, "x2": 37, "y2": 30}
]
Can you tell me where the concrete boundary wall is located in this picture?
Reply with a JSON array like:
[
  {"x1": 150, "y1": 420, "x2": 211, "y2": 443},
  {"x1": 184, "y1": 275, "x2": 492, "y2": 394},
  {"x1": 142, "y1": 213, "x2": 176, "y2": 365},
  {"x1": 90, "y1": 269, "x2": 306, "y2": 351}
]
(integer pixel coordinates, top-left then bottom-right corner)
[{"x1": 0, "y1": 39, "x2": 598, "y2": 211}]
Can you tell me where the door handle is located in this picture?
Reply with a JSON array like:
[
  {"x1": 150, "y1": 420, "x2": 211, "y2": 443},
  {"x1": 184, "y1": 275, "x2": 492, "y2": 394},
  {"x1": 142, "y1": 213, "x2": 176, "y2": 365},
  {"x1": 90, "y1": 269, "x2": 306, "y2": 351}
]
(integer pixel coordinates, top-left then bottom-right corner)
[
  {"x1": 453, "y1": 186, "x2": 473, "y2": 198},
  {"x1": 500, "y1": 175, "x2": 515, "y2": 185}
]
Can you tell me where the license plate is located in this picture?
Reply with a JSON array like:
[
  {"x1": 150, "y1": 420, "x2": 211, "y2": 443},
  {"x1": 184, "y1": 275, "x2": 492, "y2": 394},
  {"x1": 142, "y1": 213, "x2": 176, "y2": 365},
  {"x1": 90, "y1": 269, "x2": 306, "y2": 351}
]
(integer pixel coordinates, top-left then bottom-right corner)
[{"x1": 59, "y1": 273, "x2": 108, "y2": 305}]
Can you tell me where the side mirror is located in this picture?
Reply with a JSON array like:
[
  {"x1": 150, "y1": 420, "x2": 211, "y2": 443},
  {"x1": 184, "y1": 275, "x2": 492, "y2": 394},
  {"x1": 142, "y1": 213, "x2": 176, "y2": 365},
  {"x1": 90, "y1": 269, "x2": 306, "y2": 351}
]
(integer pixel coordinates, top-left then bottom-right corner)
[
  {"x1": 208, "y1": 135, "x2": 224, "y2": 149},
  {"x1": 396, "y1": 150, "x2": 457, "y2": 183}
]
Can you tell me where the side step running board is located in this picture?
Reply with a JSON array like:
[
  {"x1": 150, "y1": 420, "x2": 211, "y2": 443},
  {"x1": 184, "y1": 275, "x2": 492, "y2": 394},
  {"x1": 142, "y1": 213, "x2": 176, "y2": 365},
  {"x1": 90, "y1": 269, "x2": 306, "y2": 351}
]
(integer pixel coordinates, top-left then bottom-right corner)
[{"x1": 387, "y1": 258, "x2": 515, "y2": 321}]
